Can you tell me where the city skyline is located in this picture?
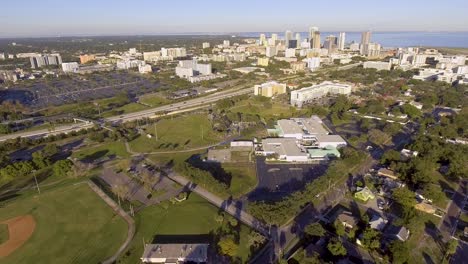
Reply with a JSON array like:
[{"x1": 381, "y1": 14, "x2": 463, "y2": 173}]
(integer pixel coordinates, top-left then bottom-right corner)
[{"x1": 1, "y1": 0, "x2": 468, "y2": 37}]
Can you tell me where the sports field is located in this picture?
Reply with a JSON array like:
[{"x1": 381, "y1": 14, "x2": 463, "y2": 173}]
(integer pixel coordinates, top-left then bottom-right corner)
[{"x1": 0, "y1": 183, "x2": 128, "y2": 263}]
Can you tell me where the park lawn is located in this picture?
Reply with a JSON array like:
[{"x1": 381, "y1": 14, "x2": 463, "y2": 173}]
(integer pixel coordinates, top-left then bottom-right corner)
[
  {"x1": 129, "y1": 114, "x2": 225, "y2": 153},
  {"x1": 0, "y1": 183, "x2": 128, "y2": 264},
  {"x1": 72, "y1": 141, "x2": 130, "y2": 161},
  {"x1": 139, "y1": 94, "x2": 171, "y2": 107},
  {"x1": 223, "y1": 163, "x2": 257, "y2": 198},
  {"x1": 117, "y1": 193, "x2": 252, "y2": 264},
  {"x1": 0, "y1": 223, "x2": 8, "y2": 244},
  {"x1": 229, "y1": 100, "x2": 295, "y2": 118}
]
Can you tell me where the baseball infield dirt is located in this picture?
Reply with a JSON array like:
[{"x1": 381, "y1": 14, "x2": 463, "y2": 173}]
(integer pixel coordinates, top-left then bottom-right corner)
[{"x1": 0, "y1": 215, "x2": 36, "y2": 257}]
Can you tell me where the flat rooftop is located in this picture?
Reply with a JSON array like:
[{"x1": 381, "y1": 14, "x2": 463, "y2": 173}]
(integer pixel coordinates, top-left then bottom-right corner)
[
  {"x1": 262, "y1": 138, "x2": 307, "y2": 157},
  {"x1": 276, "y1": 116, "x2": 329, "y2": 136},
  {"x1": 141, "y1": 243, "x2": 208, "y2": 261},
  {"x1": 315, "y1": 134, "x2": 346, "y2": 143}
]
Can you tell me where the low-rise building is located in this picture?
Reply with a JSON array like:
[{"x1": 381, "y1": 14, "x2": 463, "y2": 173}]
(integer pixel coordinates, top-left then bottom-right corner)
[
  {"x1": 254, "y1": 81, "x2": 287, "y2": 97},
  {"x1": 290, "y1": 61, "x2": 306, "y2": 72},
  {"x1": 257, "y1": 57, "x2": 269, "y2": 67},
  {"x1": 363, "y1": 61, "x2": 391, "y2": 71},
  {"x1": 261, "y1": 138, "x2": 308, "y2": 162},
  {"x1": 79, "y1": 54, "x2": 96, "y2": 64},
  {"x1": 139, "y1": 64, "x2": 152, "y2": 74},
  {"x1": 290, "y1": 81, "x2": 352, "y2": 108},
  {"x1": 141, "y1": 243, "x2": 208, "y2": 263},
  {"x1": 61, "y1": 62, "x2": 79, "y2": 73},
  {"x1": 337, "y1": 212, "x2": 359, "y2": 229}
]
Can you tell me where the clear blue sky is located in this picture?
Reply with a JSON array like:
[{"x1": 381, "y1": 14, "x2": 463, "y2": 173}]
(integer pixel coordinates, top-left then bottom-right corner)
[{"x1": 1, "y1": 0, "x2": 467, "y2": 37}]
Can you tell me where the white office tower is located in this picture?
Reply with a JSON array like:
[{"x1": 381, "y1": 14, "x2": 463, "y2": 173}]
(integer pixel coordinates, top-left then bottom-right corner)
[
  {"x1": 300, "y1": 40, "x2": 311, "y2": 49},
  {"x1": 266, "y1": 46, "x2": 277, "y2": 57},
  {"x1": 295, "y1": 33, "x2": 301, "y2": 44},
  {"x1": 202, "y1": 42, "x2": 210, "y2": 49},
  {"x1": 360, "y1": 31, "x2": 371, "y2": 55},
  {"x1": 223, "y1": 40, "x2": 230, "y2": 47},
  {"x1": 259, "y1": 34, "x2": 267, "y2": 45},
  {"x1": 338, "y1": 32, "x2": 346, "y2": 50},
  {"x1": 367, "y1": 43, "x2": 381, "y2": 57},
  {"x1": 271, "y1": 34, "x2": 278, "y2": 43}
]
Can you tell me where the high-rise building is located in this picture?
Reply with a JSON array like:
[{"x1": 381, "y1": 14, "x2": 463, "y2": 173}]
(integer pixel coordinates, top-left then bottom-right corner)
[
  {"x1": 324, "y1": 35, "x2": 338, "y2": 53},
  {"x1": 360, "y1": 31, "x2": 371, "y2": 55},
  {"x1": 259, "y1": 34, "x2": 267, "y2": 45},
  {"x1": 308, "y1": 26, "x2": 318, "y2": 42},
  {"x1": 285, "y1": 30, "x2": 293, "y2": 48},
  {"x1": 271, "y1": 34, "x2": 278, "y2": 43},
  {"x1": 338, "y1": 32, "x2": 346, "y2": 50},
  {"x1": 202, "y1": 42, "x2": 210, "y2": 49},
  {"x1": 30, "y1": 54, "x2": 62, "y2": 69},
  {"x1": 295, "y1": 33, "x2": 301, "y2": 45},
  {"x1": 266, "y1": 46, "x2": 277, "y2": 57},
  {"x1": 312, "y1": 31, "x2": 321, "y2": 49}
]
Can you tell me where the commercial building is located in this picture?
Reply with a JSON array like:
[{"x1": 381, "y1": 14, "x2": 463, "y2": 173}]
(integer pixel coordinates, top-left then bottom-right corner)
[
  {"x1": 61, "y1": 62, "x2": 79, "y2": 73},
  {"x1": 285, "y1": 30, "x2": 293, "y2": 48},
  {"x1": 266, "y1": 46, "x2": 277, "y2": 57},
  {"x1": 290, "y1": 61, "x2": 306, "y2": 72},
  {"x1": 161, "y1": 47, "x2": 187, "y2": 58},
  {"x1": 309, "y1": 26, "x2": 318, "y2": 42},
  {"x1": 323, "y1": 35, "x2": 337, "y2": 54},
  {"x1": 290, "y1": 81, "x2": 352, "y2": 107},
  {"x1": 360, "y1": 31, "x2": 371, "y2": 55},
  {"x1": 259, "y1": 115, "x2": 347, "y2": 162},
  {"x1": 202, "y1": 42, "x2": 210, "y2": 49},
  {"x1": 366, "y1": 43, "x2": 381, "y2": 57},
  {"x1": 30, "y1": 54, "x2": 62, "y2": 68},
  {"x1": 363, "y1": 61, "x2": 391, "y2": 71},
  {"x1": 285, "y1": 48, "x2": 296, "y2": 58},
  {"x1": 79, "y1": 54, "x2": 95, "y2": 64},
  {"x1": 254, "y1": 81, "x2": 287, "y2": 97},
  {"x1": 303, "y1": 57, "x2": 321, "y2": 71},
  {"x1": 0, "y1": 71, "x2": 18, "y2": 82},
  {"x1": 75, "y1": 64, "x2": 114, "y2": 74},
  {"x1": 259, "y1": 34, "x2": 267, "y2": 46},
  {"x1": 338, "y1": 32, "x2": 346, "y2": 50},
  {"x1": 116, "y1": 59, "x2": 145, "y2": 70},
  {"x1": 257, "y1": 57, "x2": 269, "y2": 67},
  {"x1": 138, "y1": 64, "x2": 152, "y2": 74},
  {"x1": 223, "y1": 40, "x2": 230, "y2": 47},
  {"x1": 312, "y1": 31, "x2": 321, "y2": 49},
  {"x1": 141, "y1": 243, "x2": 208, "y2": 263}
]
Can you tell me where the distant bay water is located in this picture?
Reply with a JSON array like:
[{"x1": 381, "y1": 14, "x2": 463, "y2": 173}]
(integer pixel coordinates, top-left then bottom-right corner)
[{"x1": 236, "y1": 32, "x2": 468, "y2": 48}]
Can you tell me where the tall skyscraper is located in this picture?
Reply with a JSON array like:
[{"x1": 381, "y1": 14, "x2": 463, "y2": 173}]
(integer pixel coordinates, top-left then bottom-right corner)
[
  {"x1": 324, "y1": 35, "x2": 337, "y2": 53},
  {"x1": 259, "y1": 34, "x2": 266, "y2": 45},
  {"x1": 271, "y1": 33, "x2": 278, "y2": 42},
  {"x1": 338, "y1": 32, "x2": 346, "y2": 51},
  {"x1": 295, "y1": 33, "x2": 301, "y2": 47},
  {"x1": 312, "y1": 31, "x2": 321, "y2": 49},
  {"x1": 360, "y1": 31, "x2": 371, "y2": 55},
  {"x1": 285, "y1": 30, "x2": 293, "y2": 48},
  {"x1": 308, "y1": 26, "x2": 318, "y2": 42}
]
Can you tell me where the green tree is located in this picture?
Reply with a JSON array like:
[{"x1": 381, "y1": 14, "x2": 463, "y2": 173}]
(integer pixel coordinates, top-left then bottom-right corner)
[
  {"x1": 368, "y1": 129, "x2": 391, "y2": 146},
  {"x1": 42, "y1": 143, "x2": 59, "y2": 157},
  {"x1": 361, "y1": 228, "x2": 380, "y2": 250},
  {"x1": 52, "y1": 159, "x2": 73, "y2": 177},
  {"x1": 32, "y1": 151, "x2": 50, "y2": 169},
  {"x1": 327, "y1": 239, "x2": 347, "y2": 256},
  {"x1": 218, "y1": 236, "x2": 238, "y2": 257},
  {"x1": 401, "y1": 104, "x2": 422, "y2": 119},
  {"x1": 380, "y1": 149, "x2": 401, "y2": 165},
  {"x1": 247, "y1": 231, "x2": 266, "y2": 249},
  {"x1": 304, "y1": 222, "x2": 326, "y2": 238},
  {"x1": 445, "y1": 239, "x2": 458, "y2": 257},
  {"x1": 389, "y1": 241, "x2": 410, "y2": 264},
  {"x1": 392, "y1": 187, "x2": 416, "y2": 221},
  {"x1": 334, "y1": 219, "x2": 346, "y2": 237}
]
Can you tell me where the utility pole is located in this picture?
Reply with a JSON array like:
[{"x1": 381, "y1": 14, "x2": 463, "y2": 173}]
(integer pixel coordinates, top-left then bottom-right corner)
[
  {"x1": 154, "y1": 122, "x2": 158, "y2": 140},
  {"x1": 201, "y1": 125, "x2": 204, "y2": 141}
]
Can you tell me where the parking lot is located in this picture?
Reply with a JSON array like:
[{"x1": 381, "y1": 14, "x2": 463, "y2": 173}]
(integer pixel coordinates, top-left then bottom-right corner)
[
  {"x1": 247, "y1": 157, "x2": 328, "y2": 202},
  {"x1": 1, "y1": 72, "x2": 161, "y2": 108}
]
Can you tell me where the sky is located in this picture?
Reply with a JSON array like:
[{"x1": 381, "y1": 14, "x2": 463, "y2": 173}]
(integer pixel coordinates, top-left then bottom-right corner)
[{"x1": 1, "y1": 0, "x2": 468, "y2": 37}]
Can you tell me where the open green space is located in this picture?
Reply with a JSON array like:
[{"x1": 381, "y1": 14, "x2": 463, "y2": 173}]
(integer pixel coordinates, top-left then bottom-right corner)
[
  {"x1": 0, "y1": 183, "x2": 128, "y2": 263},
  {"x1": 223, "y1": 163, "x2": 257, "y2": 198},
  {"x1": 118, "y1": 193, "x2": 253, "y2": 263},
  {"x1": 72, "y1": 141, "x2": 130, "y2": 161},
  {"x1": 0, "y1": 223, "x2": 9, "y2": 244},
  {"x1": 102, "y1": 103, "x2": 149, "y2": 117},
  {"x1": 229, "y1": 99, "x2": 296, "y2": 118},
  {"x1": 129, "y1": 114, "x2": 225, "y2": 152},
  {"x1": 139, "y1": 94, "x2": 171, "y2": 107}
]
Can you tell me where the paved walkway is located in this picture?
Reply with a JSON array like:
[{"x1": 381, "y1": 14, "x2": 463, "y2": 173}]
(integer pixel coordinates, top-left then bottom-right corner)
[{"x1": 87, "y1": 181, "x2": 135, "y2": 264}]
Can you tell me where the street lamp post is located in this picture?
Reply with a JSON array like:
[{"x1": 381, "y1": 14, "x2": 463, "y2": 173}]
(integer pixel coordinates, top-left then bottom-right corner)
[{"x1": 33, "y1": 170, "x2": 41, "y2": 194}]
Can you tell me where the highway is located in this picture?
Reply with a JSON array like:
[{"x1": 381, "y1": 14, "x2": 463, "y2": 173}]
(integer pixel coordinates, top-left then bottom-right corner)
[{"x1": 0, "y1": 86, "x2": 253, "y2": 142}]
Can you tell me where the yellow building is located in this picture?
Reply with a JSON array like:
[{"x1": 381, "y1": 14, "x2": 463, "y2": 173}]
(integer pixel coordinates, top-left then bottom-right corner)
[
  {"x1": 254, "y1": 81, "x2": 287, "y2": 97},
  {"x1": 79, "y1": 54, "x2": 96, "y2": 64},
  {"x1": 291, "y1": 61, "x2": 306, "y2": 72},
  {"x1": 257, "y1": 57, "x2": 269, "y2": 67}
]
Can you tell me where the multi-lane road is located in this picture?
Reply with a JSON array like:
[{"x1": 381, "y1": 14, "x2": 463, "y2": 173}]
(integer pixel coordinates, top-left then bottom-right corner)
[{"x1": 0, "y1": 86, "x2": 253, "y2": 142}]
